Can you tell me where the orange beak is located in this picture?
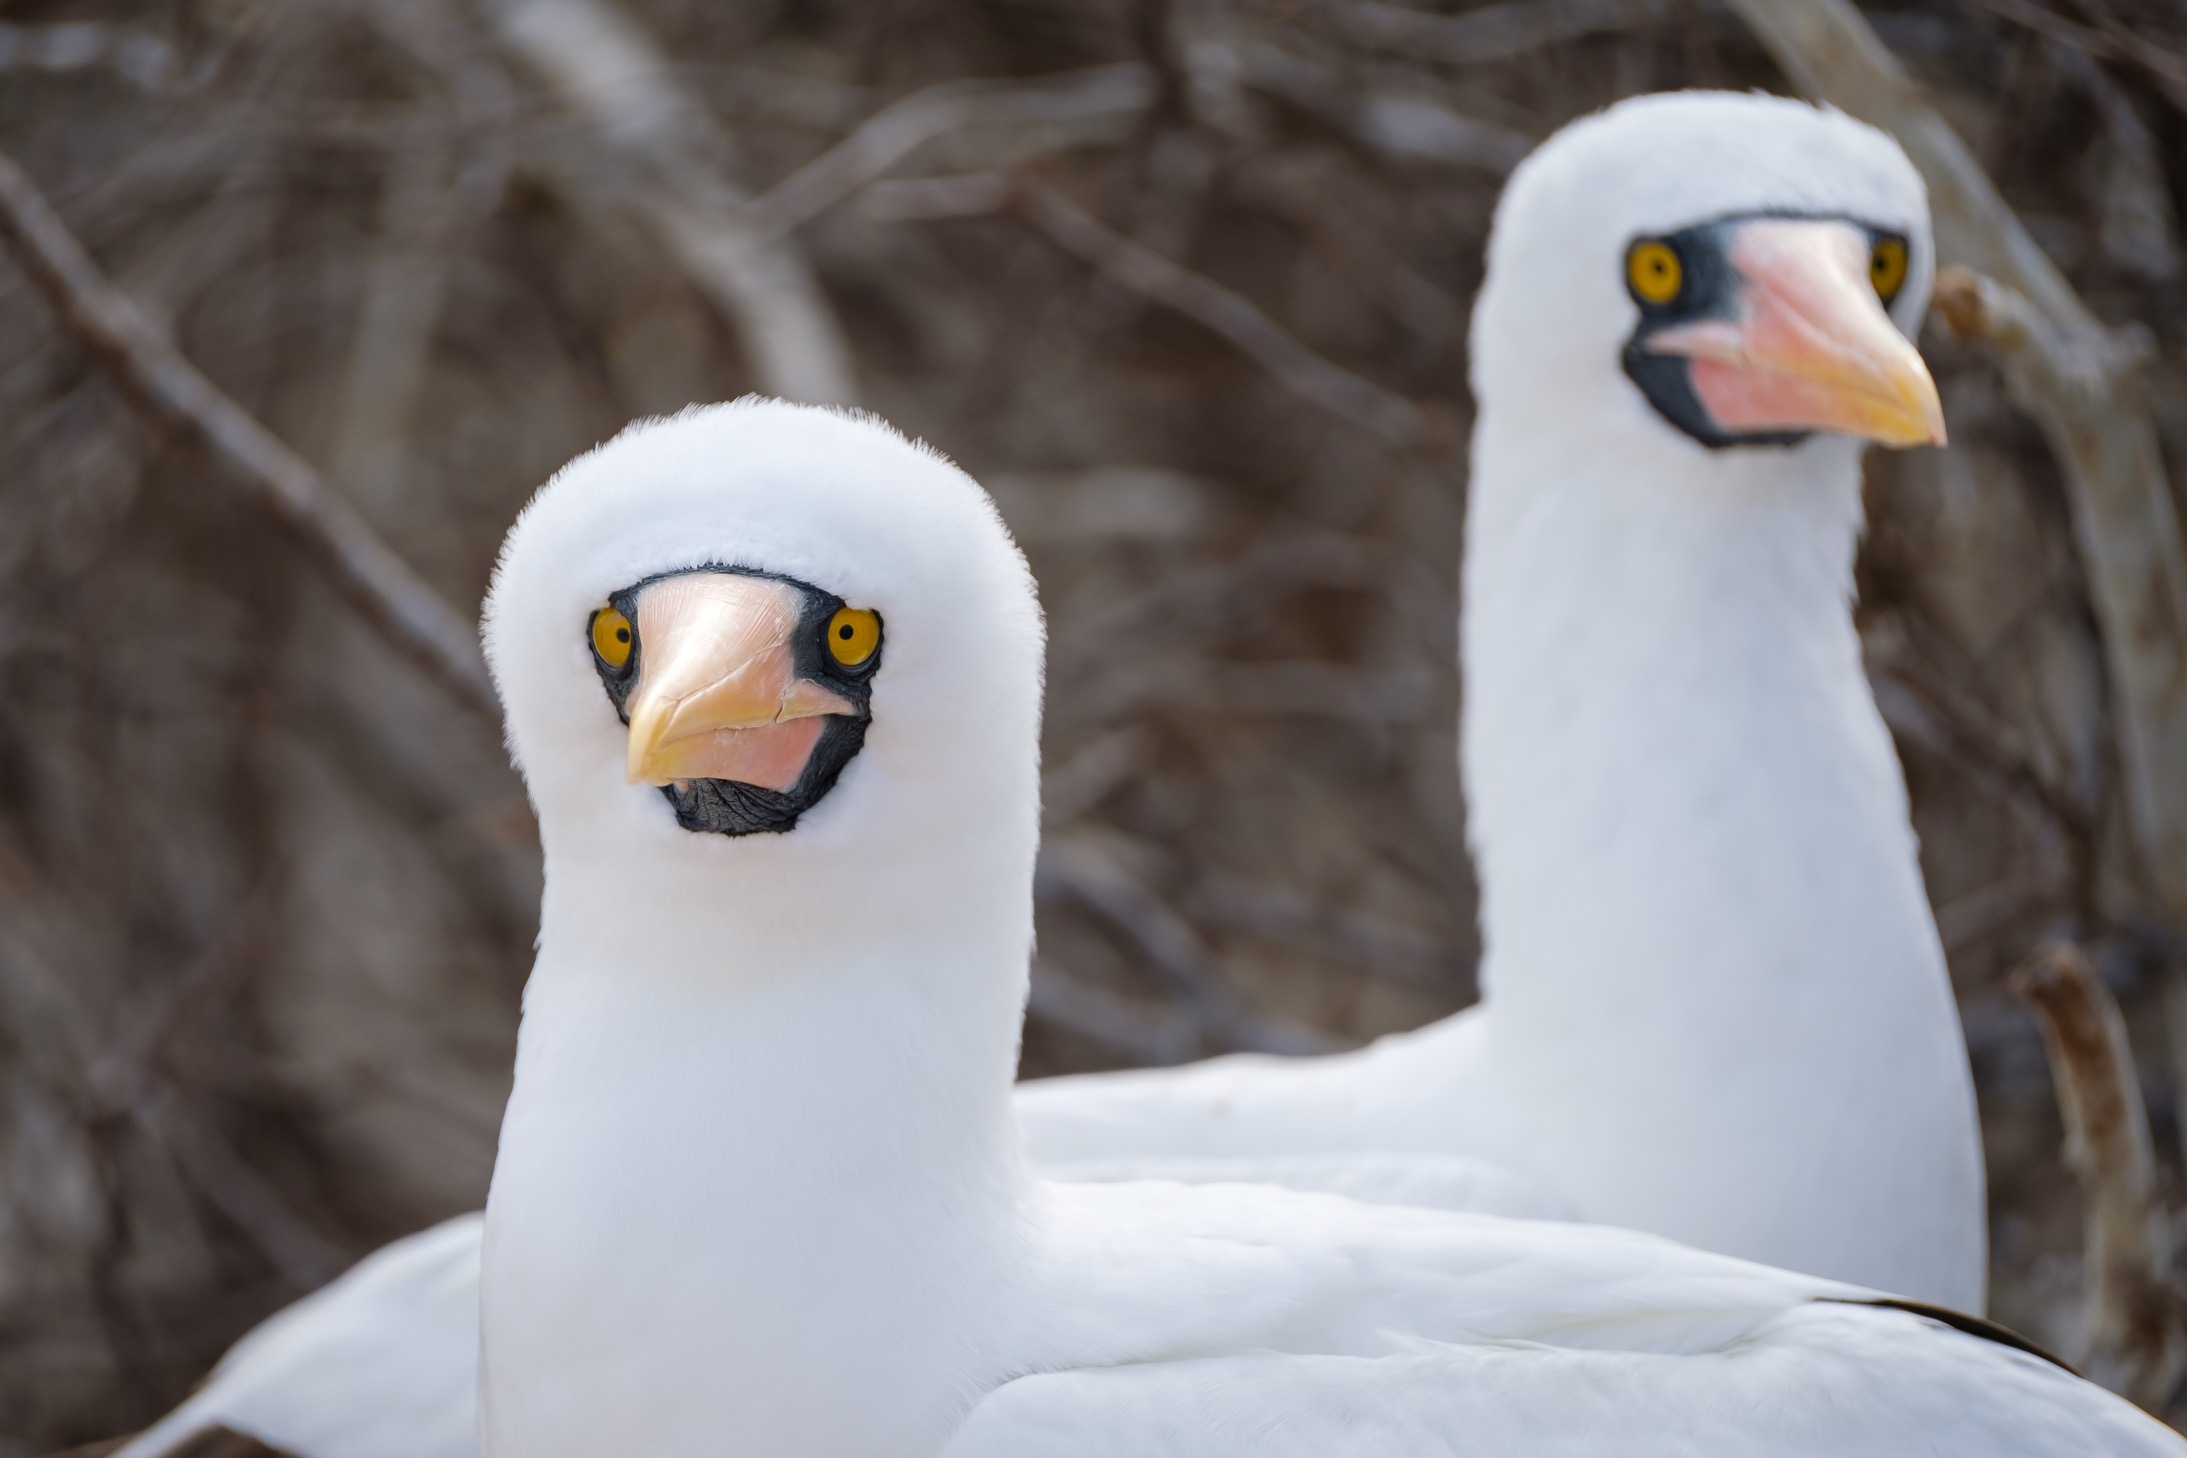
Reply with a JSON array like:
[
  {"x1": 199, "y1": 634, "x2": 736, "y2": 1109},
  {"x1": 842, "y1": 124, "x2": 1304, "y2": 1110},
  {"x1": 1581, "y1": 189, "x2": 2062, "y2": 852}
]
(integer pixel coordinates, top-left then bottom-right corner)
[
  {"x1": 1642, "y1": 220, "x2": 1946, "y2": 449},
  {"x1": 623, "y1": 574, "x2": 855, "y2": 790}
]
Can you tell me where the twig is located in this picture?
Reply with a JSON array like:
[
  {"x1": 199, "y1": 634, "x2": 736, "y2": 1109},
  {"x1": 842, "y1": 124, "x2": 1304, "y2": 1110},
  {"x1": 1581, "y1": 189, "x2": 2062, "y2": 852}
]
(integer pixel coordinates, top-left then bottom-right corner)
[
  {"x1": 1036, "y1": 835, "x2": 1338, "y2": 1057},
  {"x1": 327, "y1": 131, "x2": 460, "y2": 513},
  {"x1": 1072, "y1": 656, "x2": 1441, "y2": 729},
  {"x1": 2162, "y1": 968, "x2": 2187, "y2": 1178},
  {"x1": 1191, "y1": 871, "x2": 1461, "y2": 989},
  {"x1": 488, "y1": 0, "x2": 858, "y2": 405},
  {"x1": 1232, "y1": 39, "x2": 1534, "y2": 173},
  {"x1": 2011, "y1": 941, "x2": 2185, "y2": 1407},
  {"x1": 1052, "y1": 530, "x2": 1383, "y2": 681},
  {"x1": 1958, "y1": 0, "x2": 2187, "y2": 116},
  {"x1": 0, "y1": 145, "x2": 499, "y2": 721},
  {"x1": 1930, "y1": 874, "x2": 2050, "y2": 955},
  {"x1": 1042, "y1": 725, "x2": 1153, "y2": 826},
  {"x1": 1929, "y1": 265, "x2": 2187, "y2": 918},
  {"x1": 858, "y1": 171, "x2": 1015, "y2": 221},
  {"x1": 334, "y1": 0, "x2": 524, "y2": 510},
  {"x1": 1726, "y1": 0, "x2": 2187, "y2": 924},
  {"x1": 743, "y1": 64, "x2": 1156, "y2": 242},
  {"x1": 133, "y1": 1087, "x2": 348, "y2": 1289},
  {"x1": 1014, "y1": 180, "x2": 1439, "y2": 448},
  {"x1": 1340, "y1": 0, "x2": 1683, "y2": 66},
  {"x1": 1027, "y1": 959, "x2": 1202, "y2": 1067}
]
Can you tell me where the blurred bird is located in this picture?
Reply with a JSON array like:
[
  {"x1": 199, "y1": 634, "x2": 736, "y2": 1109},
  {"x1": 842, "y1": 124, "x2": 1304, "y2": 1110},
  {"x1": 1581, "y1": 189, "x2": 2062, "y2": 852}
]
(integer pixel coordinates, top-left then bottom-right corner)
[
  {"x1": 100, "y1": 91, "x2": 1988, "y2": 1457},
  {"x1": 109, "y1": 403, "x2": 2180, "y2": 1458},
  {"x1": 1019, "y1": 87, "x2": 1982, "y2": 1310}
]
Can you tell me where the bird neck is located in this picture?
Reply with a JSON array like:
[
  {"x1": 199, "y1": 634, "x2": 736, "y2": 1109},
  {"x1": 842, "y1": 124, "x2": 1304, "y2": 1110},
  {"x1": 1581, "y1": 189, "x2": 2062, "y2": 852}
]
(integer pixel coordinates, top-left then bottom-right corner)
[
  {"x1": 1457, "y1": 417, "x2": 1964, "y2": 1108},
  {"x1": 479, "y1": 820, "x2": 1036, "y2": 1458}
]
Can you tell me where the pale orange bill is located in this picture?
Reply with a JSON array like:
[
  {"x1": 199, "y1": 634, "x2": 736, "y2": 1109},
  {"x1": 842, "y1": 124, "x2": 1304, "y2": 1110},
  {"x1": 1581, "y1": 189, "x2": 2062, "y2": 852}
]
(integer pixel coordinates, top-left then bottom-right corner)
[{"x1": 1642, "y1": 219, "x2": 1945, "y2": 449}]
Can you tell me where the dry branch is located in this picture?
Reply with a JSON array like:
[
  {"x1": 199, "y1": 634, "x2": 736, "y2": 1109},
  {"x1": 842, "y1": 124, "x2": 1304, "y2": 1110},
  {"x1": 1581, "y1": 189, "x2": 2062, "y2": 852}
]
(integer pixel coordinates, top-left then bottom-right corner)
[
  {"x1": 1960, "y1": 0, "x2": 2187, "y2": 116},
  {"x1": 1927, "y1": 264, "x2": 2187, "y2": 919},
  {"x1": 859, "y1": 172, "x2": 1016, "y2": 221},
  {"x1": 329, "y1": 0, "x2": 519, "y2": 511},
  {"x1": 744, "y1": 64, "x2": 1156, "y2": 242},
  {"x1": 1231, "y1": 40, "x2": 1534, "y2": 174},
  {"x1": 1728, "y1": 0, "x2": 2187, "y2": 923},
  {"x1": 489, "y1": 0, "x2": 858, "y2": 406},
  {"x1": 0, "y1": 145, "x2": 499, "y2": 722},
  {"x1": 2012, "y1": 941, "x2": 2185, "y2": 1407},
  {"x1": 1014, "y1": 180, "x2": 1439, "y2": 448},
  {"x1": 1341, "y1": 0, "x2": 1682, "y2": 66},
  {"x1": 1028, "y1": 959, "x2": 1201, "y2": 1067},
  {"x1": 1037, "y1": 835, "x2": 1338, "y2": 1057}
]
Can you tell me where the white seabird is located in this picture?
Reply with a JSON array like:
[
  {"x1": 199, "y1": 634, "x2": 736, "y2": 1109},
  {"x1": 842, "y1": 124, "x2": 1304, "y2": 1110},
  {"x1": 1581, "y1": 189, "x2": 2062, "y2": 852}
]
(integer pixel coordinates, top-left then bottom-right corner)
[
  {"x1": 281, "y1": 403, "x2": 2187, "y2": 1457},
  {"x1": 126, "y1": 402, "x2": 2180, "y2": 1458},
  {"x1": 109, "y1": 90, "x2": 1993, "y2": 1456},
  {"x1": 1019, "y1": 86, "x2": 1985, "y2": 1310}
]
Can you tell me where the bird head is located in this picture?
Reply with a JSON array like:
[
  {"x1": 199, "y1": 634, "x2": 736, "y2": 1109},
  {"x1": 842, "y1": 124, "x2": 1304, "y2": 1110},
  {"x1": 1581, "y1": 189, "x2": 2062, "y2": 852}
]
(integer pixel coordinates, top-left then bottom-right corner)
[
  {"x1": 1472, "y1": 91, "x2": 1942, "y2": 458},
  {"x1": 483, "y1": 401, "x2": 1045, "y2": 933}
]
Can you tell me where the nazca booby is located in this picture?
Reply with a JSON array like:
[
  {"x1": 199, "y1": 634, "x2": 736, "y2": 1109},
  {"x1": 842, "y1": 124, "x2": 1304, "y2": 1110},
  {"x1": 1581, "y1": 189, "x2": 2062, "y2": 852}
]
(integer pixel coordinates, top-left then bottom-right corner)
[
  {"x1": 102, "y1": 91, "x2": 1989, "y2": 1458},
  {"x1": 115, "y1": 401, "x2": 2178, "y2": 1458},
  {"x1": 1019, "y1": 87, "x2": 1985, "y2": 1309}
]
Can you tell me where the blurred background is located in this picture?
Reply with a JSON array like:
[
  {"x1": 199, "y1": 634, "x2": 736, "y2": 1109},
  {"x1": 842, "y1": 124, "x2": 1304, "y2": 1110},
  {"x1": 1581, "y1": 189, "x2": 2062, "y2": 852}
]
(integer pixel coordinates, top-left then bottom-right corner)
[{"x1": 1, "y1": 0, "x2": 2184, "y2": 1448}]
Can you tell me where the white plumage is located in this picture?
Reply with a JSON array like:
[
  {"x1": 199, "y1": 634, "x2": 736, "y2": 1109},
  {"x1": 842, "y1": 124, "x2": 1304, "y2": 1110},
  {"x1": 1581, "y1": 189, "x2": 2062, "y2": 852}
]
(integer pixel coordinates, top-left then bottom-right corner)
[
  {"x1": 160, "y1": 400, "x2": 2184, "y2": 1458},
  {"x1": 1017, "y1": 88, "x2": 1984, "y2": 1310},
  {"x1": 504, "y1": 404, "x2": 2175, "y2": 1455},
  {"x1": 117, "y1": 91, "x2": 2003, "y2": 1457}
]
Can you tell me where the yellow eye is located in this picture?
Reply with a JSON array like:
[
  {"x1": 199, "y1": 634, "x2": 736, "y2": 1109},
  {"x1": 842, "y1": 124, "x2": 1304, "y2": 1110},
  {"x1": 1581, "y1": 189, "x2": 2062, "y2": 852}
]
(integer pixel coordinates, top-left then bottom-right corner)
[
  {"x1": 826, "y1": 607, "x2": 880, "y2": 668},
  {"x1": 1626, "y1": 240, "x2": 1683, "y2": 305},
  {"x1": 590, "y1": 605, "x2": 633, "y2": 669},
  {"x1": 1870, "y1": 237, "x2": 1909, "y2": 301}
]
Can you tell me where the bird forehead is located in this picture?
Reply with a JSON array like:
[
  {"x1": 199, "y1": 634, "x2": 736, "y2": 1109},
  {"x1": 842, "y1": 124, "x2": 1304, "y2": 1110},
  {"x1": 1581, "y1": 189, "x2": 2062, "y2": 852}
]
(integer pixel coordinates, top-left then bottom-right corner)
[
  {"x1": 1508, "y1": 98, "x2": 1923, "y2": 251},
  {"x1": 510, "y1": 431, "x2": 991, "y2": 614}
]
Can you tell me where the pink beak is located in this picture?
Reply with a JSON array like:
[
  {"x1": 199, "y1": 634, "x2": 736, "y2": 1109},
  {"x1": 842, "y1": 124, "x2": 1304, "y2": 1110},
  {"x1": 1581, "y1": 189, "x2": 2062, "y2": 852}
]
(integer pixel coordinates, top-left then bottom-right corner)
[
  {"x1": 623, "y1": 574, "x2": 856, "y2": 792},
  {"x1": 1642, "y1": 220, "x2": 1946, "y2": 449}
]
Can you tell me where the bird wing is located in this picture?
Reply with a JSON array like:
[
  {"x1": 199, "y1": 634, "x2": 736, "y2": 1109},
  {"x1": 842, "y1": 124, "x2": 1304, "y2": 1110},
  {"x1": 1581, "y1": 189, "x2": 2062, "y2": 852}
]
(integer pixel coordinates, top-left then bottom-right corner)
[
  {"x1": 945, "y1": 1301, "x2": 2182, "y2": 1458},
  {"x1": 1015, "y1": 1011, "x2": 1493, "y2": 1165},
  {"x1": 1039, "y1": 1150, "x2": 1569, "y2": 1218},
  {"x1": 112, "y1": 1215, "x2": 481, "y2": 1458}
]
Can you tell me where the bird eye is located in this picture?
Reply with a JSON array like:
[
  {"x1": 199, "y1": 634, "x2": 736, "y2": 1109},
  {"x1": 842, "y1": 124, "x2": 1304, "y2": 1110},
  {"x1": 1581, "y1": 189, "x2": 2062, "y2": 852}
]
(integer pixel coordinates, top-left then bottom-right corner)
[
  {"x1": 1869, "y1": 236, "x2": 1909, "y2": 302},
  {"x1": 1626, "y1": 240, "x2": 1683, "y2": 305},
  {"x1": 826, "y1": 607, "x2": 880, "y2": 668},
  {"x1": 590, "y1": 605, "x2": 634, "y2": 670}
]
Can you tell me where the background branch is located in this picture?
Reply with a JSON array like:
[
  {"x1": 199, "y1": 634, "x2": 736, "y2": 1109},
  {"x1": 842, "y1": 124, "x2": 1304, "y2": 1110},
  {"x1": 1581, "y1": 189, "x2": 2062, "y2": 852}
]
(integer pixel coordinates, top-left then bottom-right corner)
[
  {"x1": 2013, "y1": 941, "x2": 2185, "y2": 1408},
  {"x1": 488, "y1": 0, "x2": 858, "y2": 405},
  {"x1": 1340, "y1": 0, "x2": 1682, "y2": 67},
  {"x1": 1015, "y1": 179, "x2": 1439, "y2": 448},
  {"x1": 744, "y1": 64, "x2": 1156, "y2": 242},
  {"x1": 0, "y1": 145, "x2": 497, "y2": 722}
]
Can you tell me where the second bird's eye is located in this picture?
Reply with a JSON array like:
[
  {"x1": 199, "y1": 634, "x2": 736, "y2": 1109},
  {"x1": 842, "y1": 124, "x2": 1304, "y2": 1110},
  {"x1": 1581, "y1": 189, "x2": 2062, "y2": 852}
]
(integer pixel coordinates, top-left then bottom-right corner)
[
  {"x1": 1869, "y1": 236, "x2": 1909, "y2": 302},
  {"x1": 590, "y1": 605, "x2": 634, "y2": 670},
  {"x1": 1626, "y1": 240, "x2": 1683, "y2": 305},
  {"x1": 827, "y1": 607, "x2": 881, "y2": 668}
]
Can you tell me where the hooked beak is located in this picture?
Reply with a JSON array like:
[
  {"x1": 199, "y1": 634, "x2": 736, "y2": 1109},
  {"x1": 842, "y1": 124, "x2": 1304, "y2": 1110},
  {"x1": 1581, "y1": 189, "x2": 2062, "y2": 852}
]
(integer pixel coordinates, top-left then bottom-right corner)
[
  {"x1": 623, "y1": 574, "x2": 855, "y2": 790},
  {"x1": 1643, "y1": 220, "x2": 1946, "y2": 449}
]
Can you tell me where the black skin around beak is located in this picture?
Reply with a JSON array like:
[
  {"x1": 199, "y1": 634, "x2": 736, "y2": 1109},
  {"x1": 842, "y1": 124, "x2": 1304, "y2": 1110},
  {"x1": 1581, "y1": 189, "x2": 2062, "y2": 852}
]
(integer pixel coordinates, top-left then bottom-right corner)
[{"x1": 590, "y1": 567, "x2": 882, "y2": 838}]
